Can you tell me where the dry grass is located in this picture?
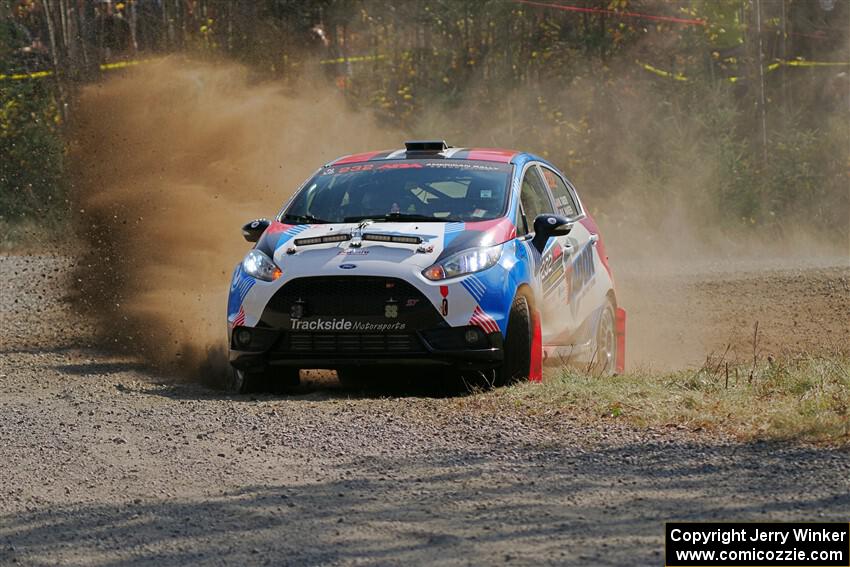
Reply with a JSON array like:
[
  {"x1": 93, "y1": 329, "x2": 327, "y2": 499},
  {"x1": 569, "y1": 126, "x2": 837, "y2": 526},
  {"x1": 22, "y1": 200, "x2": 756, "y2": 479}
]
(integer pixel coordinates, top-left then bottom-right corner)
[{"x1": 483, "y1": 354, "x2": 850, "y2": 445}]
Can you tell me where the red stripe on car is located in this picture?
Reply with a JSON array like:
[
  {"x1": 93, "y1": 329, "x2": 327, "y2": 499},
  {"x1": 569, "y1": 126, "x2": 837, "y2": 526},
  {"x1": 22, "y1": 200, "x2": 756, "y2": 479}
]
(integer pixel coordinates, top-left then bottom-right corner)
[
  {"x1": 461, "y1": 148, "x2": 518, "y2": 163},
  {"x1": 579, "y1": 215, "x2": 613, "y2": 280},
  {"x1": 265, "y1": 221, "x2": 292, "y2": 234},
  {"x1": 465, "y1": 217, "x2": 517, "y2": 244},
  {"x1": 332, "y1": 151, "x2": 386, "y2": 165}
]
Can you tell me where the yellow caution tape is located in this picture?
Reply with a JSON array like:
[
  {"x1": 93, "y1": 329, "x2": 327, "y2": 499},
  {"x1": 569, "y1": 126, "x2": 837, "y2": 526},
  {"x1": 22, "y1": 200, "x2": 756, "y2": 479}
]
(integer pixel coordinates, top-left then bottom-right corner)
[
  {"x1": 784, "y1": 59, "x2": 849, "y2": 67},
  {"x1": 319, "y1": 54, "x2": 386, "y2": 65},
  {"x1": 99, "y1": 59, "x2": 149, "y2": 71},
  {"x1": 0, "y1": 59, "x2": 151, "y2": 81},
  {"x1": 0, "y1": 69, "x2": 54, "y2": 80},
  {"x1": 2, "y1": 54, "x2": 846, "y2": 82},
  {"x1": 639, "y1": 58, "x2": 848, "y2": 83},
  {"x1": 636, "y1": 60, "x2": 688, "y2": 81}
]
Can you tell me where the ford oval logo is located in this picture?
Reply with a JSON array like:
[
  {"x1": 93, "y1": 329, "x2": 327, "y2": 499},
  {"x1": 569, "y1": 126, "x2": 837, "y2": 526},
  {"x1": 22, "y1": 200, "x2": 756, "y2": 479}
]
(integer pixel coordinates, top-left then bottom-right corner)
[{"x1": 339, "y1": 263, "x2": 357, "y2": 270}]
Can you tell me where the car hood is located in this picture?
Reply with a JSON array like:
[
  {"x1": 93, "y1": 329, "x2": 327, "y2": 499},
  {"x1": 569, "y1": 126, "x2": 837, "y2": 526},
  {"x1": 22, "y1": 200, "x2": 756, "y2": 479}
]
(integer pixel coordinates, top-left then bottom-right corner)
[{"x1": 254, "y1": 218, "x2": 518, "y2": 276}]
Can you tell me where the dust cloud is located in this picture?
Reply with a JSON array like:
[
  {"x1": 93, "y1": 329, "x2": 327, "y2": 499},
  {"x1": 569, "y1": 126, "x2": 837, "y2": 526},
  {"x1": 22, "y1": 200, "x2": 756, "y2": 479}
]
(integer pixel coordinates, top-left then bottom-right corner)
[
  {"x1": 419, "y1": 67, "x2": 849, "y2": 370},
  {"x1": 69, "y1": 57, "x2": 847, "y2": 379},
  {"x1": 70, "y1": 58, "x2": 399, "y2": 383}
]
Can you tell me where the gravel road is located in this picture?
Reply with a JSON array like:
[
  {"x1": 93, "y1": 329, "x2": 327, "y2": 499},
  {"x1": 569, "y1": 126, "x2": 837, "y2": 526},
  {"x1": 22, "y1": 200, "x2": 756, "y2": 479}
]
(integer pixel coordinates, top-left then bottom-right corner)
[{"x1": 1, "y1": 255, "x2": 848, "y2": 566}]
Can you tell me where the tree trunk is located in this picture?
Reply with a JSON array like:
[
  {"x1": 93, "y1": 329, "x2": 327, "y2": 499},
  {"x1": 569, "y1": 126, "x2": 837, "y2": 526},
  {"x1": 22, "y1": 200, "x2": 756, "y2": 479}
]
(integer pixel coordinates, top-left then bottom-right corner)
[{"x1": 41, "y1": 0, "x2": 69, "y2": 122}]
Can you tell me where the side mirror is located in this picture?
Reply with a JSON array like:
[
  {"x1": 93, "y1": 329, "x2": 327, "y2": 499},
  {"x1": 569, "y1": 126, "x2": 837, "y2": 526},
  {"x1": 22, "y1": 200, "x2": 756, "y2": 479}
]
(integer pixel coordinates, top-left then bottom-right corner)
[
  {"x1": 531, "y1": 214, "x2": 572, "y2": 253},
  {"x1": 241, "y1": 218, "x2": 270, "y2": 242}
]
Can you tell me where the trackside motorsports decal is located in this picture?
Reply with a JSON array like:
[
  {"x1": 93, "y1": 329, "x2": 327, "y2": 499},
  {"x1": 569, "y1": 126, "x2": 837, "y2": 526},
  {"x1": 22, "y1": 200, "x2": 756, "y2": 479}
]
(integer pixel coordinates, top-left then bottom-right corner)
[
  {"x1": 567, "y1": 242, "x2": 596, "y2": 305},
  {"x1": 290, "y1": 318, "x2": 406, "y2": 332},
  {"x1": 665, "y1": 522, "x2": 850, "y2": 567}
]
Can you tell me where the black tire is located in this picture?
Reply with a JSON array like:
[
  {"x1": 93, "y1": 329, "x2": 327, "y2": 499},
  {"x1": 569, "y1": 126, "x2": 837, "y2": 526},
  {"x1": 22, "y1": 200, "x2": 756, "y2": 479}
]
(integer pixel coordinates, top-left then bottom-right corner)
[
  {"x1": 590, "y1": 300, "x2": 617, "y2": 376},
  {"x1": 495, "y1": 294, "x2": 533, "y2": 387},
  {"x1": 226, "y1": 366, "x2": 300, "y2": 394}
]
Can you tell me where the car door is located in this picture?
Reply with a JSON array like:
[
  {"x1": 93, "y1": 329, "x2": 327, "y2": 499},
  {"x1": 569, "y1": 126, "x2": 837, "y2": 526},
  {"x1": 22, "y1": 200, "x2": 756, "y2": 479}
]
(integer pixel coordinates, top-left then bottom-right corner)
[
  {"x1": 516, "y1": 164, "x2": 577, "y2": 340},
  {"x1": 537, "y1": 165, "x2": 593, "y2": 342}
]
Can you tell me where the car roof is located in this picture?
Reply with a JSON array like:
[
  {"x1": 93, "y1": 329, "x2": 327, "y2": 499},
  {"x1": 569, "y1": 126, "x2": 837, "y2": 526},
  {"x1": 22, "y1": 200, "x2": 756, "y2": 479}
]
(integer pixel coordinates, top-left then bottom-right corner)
[{"x1": 328, "y1": 146, "x2": 525, "y2": 166}]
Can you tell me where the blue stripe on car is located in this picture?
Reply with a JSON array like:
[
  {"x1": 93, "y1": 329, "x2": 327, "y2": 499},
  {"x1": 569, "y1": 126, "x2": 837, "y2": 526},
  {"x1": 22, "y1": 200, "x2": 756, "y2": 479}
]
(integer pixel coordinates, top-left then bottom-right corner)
[
  {"x1": 275, "y1": 225, "x2": 309, "y2": 249},
  {"x1": 227, "y1": 264, "x2": 255, "y2": 319},
  {"x1": 443, "y1": 222, "x2": 466, "y2": 247},
  {"x1": 460, "y1": 274, "x2": 486, "y2": 302}
]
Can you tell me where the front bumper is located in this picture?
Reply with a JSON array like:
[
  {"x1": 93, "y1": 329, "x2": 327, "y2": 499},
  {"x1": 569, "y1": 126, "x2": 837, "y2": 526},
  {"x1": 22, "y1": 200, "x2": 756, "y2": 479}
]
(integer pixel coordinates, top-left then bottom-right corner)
[{"x1": 229, "y1": 325, "x2": 504, "y2": 370}]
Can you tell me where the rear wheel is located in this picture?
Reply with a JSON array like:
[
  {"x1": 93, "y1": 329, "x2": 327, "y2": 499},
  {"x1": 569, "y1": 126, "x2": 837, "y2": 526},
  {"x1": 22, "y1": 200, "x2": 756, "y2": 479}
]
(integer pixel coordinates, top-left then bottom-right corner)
[
  {"x1": 590, "y1": 300, "x2": 617, "y2": 375},
  {"x1": 226, "y1": 366, "x2": 300, "y2": 394},
  {"x1": 494, "y1": 294, "x2": 533, "y2": 387}
]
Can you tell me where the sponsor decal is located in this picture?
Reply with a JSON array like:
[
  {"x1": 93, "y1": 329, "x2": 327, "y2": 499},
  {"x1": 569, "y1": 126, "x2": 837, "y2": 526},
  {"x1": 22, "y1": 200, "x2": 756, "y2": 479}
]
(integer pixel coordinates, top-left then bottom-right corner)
[
  {"x1": 339, "y1": 263, "x2": 357, "y2": 269},
  {"x1": 290, "y1": 317, "x2": 407, "y2": 331},
  {"x1": 290, "y1": 317, "x2": 407, "y2": 332},
  {"x1": 377, "y1": 163, "x2": 423, "y2": 170},
  {"x1": 541, "y1": 247, "x2": 566, "y2": 299},
  {"x1": 292, "y1": 318, "x2": 352, "y2": 331},
  {"x1": 336, "y1": 164, "x2": 374, "y2": 173},
  {"x1": 356, "y1": 321, "x2": 406, "y2": 331},
  {"x1": 337, "y1": 249, "x2": 369, "y2": 256},
  {"x1": 568, "y1": 243, "x2": 596, "y2": 305},
  {"x1": 405, "y1": 298, "x2": 420, "y2": 307},
  {"x1": 385, "y1": 304, "x2": 399, "y2": 318},
  {"x1": 423, "y1": 162, "x2": 502, "y2": 171}
]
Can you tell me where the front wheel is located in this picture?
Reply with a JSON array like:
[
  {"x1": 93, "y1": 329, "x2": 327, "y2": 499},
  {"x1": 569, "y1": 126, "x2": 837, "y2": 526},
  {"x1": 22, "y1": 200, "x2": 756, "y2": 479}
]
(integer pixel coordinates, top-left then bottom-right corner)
[
  {"x1": 494, "y1": 294, "x2": 533, "y2": 387},
  {"x1": 226, "y1": 366, "x2": 300, "y2": 394}
]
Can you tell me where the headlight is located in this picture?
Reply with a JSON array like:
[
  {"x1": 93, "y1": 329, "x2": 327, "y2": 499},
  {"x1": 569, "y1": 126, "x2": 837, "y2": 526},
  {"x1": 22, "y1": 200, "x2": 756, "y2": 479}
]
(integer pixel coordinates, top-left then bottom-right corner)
[
  {"x1": 242, "y1": 250, "x2": 282, "y2": 282},
  {"x1": 422, "y1": 244, "x2": 503, "y2": 281}
]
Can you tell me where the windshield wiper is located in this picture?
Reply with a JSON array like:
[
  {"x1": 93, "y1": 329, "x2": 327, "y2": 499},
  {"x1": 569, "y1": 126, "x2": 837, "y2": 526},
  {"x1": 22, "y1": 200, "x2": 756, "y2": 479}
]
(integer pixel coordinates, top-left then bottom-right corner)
[
  {"x1": 281, "y1": 213, "x2": 330, "y2": 224},
  {"x1": 343, "y1": 213, "x2": 460, "y2": 223}
]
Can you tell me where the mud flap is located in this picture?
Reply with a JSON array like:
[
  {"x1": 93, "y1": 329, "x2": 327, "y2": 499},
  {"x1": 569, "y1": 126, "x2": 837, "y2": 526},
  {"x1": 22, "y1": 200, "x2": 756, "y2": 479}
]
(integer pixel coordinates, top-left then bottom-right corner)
[
  {"x1": 529, "y1": 309, "x2": 543, "y2": 382},
  {"x1": 615, "y1": 307, "x2": 626, "y2": 374}
]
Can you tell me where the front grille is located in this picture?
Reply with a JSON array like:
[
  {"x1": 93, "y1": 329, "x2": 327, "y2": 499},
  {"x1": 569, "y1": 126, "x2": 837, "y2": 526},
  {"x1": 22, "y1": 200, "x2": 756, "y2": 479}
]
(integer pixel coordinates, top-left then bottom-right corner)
[
  {"x1": 266, "y1": 276, "x2": 433, "y2": 318},
  {"x1": 280, "y1": 332, "x2": 425, "y2": 355}
]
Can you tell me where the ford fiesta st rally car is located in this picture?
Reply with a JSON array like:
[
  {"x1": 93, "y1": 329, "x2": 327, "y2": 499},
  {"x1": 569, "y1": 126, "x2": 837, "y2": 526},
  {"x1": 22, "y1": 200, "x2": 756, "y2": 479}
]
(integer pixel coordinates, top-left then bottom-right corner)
[{"x1": 226, "y1": 141, "x2": 625, "y2": 392}]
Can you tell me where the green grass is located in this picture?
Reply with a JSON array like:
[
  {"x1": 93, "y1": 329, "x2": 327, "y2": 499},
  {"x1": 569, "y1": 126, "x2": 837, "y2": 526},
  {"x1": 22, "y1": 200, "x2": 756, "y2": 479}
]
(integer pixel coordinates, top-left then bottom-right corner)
[{"x1": 477, "y1": 355, "x2": 850, "y2": 445}]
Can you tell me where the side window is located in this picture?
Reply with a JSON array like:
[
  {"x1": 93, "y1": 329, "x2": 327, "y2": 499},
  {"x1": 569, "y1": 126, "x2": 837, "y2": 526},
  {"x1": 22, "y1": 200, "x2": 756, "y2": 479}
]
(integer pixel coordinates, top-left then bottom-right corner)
[
  {"x1": 540, "y1": 166, "x2": 578, "y2": 217},
  {"x1": 519, "y1": 166, "x2": 555, "y2": 234}
]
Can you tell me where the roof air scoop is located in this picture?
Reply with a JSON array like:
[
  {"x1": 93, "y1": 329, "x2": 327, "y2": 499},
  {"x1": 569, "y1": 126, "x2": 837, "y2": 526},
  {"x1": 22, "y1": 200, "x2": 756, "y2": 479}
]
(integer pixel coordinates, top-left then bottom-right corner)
[{"x1": 404, "y1": 140, "x2": 449, "y2": 153}]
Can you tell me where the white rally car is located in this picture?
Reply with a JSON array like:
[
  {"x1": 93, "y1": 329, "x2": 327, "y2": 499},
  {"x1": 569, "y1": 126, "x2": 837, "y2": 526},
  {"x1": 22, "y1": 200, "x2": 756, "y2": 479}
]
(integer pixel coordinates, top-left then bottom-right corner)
[{"x1": 226, "y1": 141, "x2": 625, "y2": 392}]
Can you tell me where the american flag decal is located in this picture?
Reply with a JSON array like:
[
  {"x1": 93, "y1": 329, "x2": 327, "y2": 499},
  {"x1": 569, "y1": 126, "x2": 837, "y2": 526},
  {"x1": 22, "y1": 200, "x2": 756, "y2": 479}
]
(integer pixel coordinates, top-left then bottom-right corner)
[{"x1": 469, "y1": 306, "x2": 499, "y2": 334}]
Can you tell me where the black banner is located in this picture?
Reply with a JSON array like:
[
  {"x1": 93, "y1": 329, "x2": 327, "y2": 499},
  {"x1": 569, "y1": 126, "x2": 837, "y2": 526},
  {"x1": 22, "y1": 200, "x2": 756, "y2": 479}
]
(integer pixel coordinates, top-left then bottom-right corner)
[{"x1": 666, "y1": 522, "x2": 849, "y2": 567}]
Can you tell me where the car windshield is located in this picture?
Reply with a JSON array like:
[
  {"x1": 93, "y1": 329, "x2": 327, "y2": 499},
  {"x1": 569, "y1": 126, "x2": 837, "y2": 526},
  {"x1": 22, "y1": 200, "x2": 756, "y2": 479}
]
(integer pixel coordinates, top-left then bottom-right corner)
[{"x1": 282, "y1": 160, "x2": 512, "y2": 223}]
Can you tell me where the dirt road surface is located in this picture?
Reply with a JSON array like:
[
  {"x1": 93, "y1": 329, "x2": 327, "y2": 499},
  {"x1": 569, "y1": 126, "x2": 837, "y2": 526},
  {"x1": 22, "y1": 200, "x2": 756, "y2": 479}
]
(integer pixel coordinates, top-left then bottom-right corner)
[{"x1": 1, "y1": 255, "x2": 848, "y2": 566}]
